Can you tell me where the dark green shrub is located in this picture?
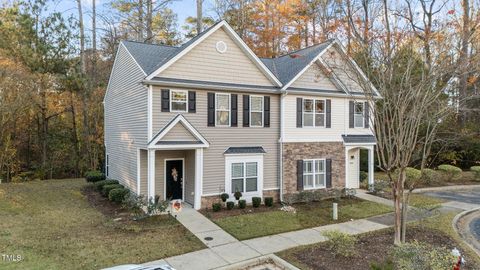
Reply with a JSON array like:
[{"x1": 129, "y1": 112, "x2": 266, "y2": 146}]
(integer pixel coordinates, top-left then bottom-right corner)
[
  {"x1": 226, "y1": 201, "x2": 234, "y2": 210},
  {"x1": 370, "y1": 260, "x2": 394, "y2": 270},
  {"x1": 234, "y1": 191, "x2": 242, "y2": 200},
  {"x1": 220, "y1": 193, "x2": 229, "y2": 202},
  {"x1": 238, "y1": 199, "x2": 246, "y2": 209},
  {"x1": 264, "y1": 197, "x2": 273, "y2": 207},
  {"x1": 102, "y1": 184, "x2": 123, "y2": 197},
  {"x1": 359, "y1": 170, "x2": 368, "y2": 182},
  {"x1": 252, "y1": 197, "x2": 261, "y2": 208},
  {"x1": 94, "y1": 179, "x2": 119, "y2": 191},
  {"x1": 85, "y1": 170, "x2": 106, "y2": 182},
  {"x1": 212, "y1": 203, "x2": 221, "y2": 212},
  {"x1": 108, "y1": 188, "x2": 130, "y2": 203}
]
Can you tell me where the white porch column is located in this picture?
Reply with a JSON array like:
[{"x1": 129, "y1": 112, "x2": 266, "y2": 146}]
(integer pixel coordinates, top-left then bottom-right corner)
[
  {"x1": 148, "y1": 149, "x2": 156, "y2": 199},
  {"x1": 194, "y1": 148, "x2": 204, "y2": 210},
  {"x1": 368, "y1": 147, "x2": 374, "y2": 189}
]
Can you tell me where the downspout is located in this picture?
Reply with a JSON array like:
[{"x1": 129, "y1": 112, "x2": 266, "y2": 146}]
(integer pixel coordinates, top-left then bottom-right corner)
[{"x1": 279, "y1": 91, "x2": 287, "y2": 202}]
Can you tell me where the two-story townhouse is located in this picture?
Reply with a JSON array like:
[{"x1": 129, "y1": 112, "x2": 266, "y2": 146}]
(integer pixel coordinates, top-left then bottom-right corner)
[{"x1": 104, "y1": 20, "x2": 380, "y2": 210}]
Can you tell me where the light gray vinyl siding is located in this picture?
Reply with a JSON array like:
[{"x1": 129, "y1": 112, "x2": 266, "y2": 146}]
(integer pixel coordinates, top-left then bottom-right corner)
[
  {"x1": 152, "y1": 87, "x2": 280, "y2": 194},
  {"x1": 139, "y1": 149, "x2": 148, "y2": 194},
  {"x1": 161, "y1": 123, "x2": 197, "y2": 142},
  {"x1": 104, "y1": 44, "x2": 148, "y2": 192},
  {"x1": 291, "y1": 63, "x2": 338, "y2": 90},
  {"x1": 159, "y1": 28, "x2": 275, "y2": 86},
  {"x1": 321, "y1": 47, "x2": 364, "y2": 93},
  {"x1": 184, "y1": 150, "x2": 196, "y2": 205}
]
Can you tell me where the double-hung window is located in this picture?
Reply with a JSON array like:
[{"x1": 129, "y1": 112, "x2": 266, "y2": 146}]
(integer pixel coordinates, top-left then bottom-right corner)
[
  {"x1": 250, "y1": 96, "x2": 263, "y2": 127},
  {"x1": 354, "y1": 102, "x2": 364, "y2": 128},
  {"x1": 216, "y1": 93, "x2": 230, "y2": 126},
  {"x1": 303, "y1": 159, "x2": 326, "y2": 189},
  {"x1": 170, "y1": 90, "x2": 188, "y2": 112},
  {"x1": 303, "y1": 99, "x2": 325, "y2": 127},
  {"x1": 231, "y1": 162, "x2": 258, "y2": 193}
]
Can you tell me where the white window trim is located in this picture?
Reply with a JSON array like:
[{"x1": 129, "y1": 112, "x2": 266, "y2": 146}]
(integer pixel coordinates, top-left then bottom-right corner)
[
  {"x1": 302, "y1": 98, "x2": 326, "y2": 128},
  {"x1": 215, "y1": 93, "x2": 231, "y2": 127},
  {"x1": 354, "y1": 102, "x2": 364, "y2": 128},
  {"x1": 303, "y1": 158, "x2": 326, "y2": 190},
  {"x1": 170, "y1": 89, "x2": 188, "y2": 113},
  {"x1": 250, "y1": 95, "x2": 264, "y2": 127},
  {"x1": 225, "y1": 155, "x2": 263, "y2": 202}
]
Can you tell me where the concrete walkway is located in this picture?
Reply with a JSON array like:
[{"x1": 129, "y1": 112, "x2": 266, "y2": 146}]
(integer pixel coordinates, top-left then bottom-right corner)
[{"x1": 355, "y1": 189, "x2": 394, "y2": 207}]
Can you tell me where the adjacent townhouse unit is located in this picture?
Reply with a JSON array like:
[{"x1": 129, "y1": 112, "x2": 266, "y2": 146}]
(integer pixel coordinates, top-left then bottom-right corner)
[{"x1": 104, "y1": 20, "x2": 380, "y2": 210}]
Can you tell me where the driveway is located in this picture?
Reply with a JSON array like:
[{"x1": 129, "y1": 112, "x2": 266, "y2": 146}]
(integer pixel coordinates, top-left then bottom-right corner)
[{"x1": 423, "y1": 188, "x2": 480, "y2": 210}]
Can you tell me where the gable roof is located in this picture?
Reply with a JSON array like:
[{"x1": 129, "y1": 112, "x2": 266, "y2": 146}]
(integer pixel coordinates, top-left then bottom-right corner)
[{"x1": 122, "y1": 41, "x2": 179, "y2": 75}]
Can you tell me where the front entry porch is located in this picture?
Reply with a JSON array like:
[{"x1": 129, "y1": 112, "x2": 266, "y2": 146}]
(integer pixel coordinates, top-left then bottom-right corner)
[{"x1": 342, "y1": 135, "x2": 376, "y2": 189}]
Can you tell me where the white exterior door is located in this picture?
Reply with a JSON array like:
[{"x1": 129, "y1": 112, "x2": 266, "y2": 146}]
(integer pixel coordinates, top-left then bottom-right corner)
[{"x1": 347, "y1": 148, "x2": 360, "y2": 188}]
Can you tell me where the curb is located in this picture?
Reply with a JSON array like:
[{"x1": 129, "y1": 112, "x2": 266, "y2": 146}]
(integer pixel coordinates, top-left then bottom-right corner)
[
  {"x1": 413, "y1": 185, "x2": 480, "y2": 193},
  {"x1": 452, "y1": 207, "x2": 480, "y2": 258},
  {"x1": 213, "y1": 254, "x2": 300, "y2": 270}
]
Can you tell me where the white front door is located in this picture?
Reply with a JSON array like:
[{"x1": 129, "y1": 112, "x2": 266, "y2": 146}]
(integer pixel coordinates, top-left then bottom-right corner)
[{"x1": 347, "y1": 148, "x2": 360, "y2": 188}]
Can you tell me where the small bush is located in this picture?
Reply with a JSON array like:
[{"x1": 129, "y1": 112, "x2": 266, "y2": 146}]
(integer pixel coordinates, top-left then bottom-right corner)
[
  {"x1": 471, "y1": 166, "x2": 480, "y2": 180},
  {"x1": 94, "y1": 179, "x2": 119, "y2": 191},
  {"x1": 123, "y1": 193, "x2": 147, "y2": 219},
  {"x1": 322, "y1": 230, "x2": 357, "y2": 258},
  {"x1": 238, "y1": 199, "x2": 246, "y2": 209},
  {"x1": 421, "y1": 168, "x2": 438, "y2": 185},
  {"x1": 392, "y1": 241, "x2": 457, "y2": 270},
  {"x1": 438, "y1": 164, "x2": 462, "y2": 180},
  {"x1": 370, "y1": 260, "x2": 394, "y2": 270},
  {"x1": 220, "y1": 193, "x2": 229, "y2": 202},
  {"x1": 108, "y1": 188, "x2": 130, "y2": 203},
  {"x1": 264, "y1": 197, "x2": 273, "y2": 207},
  {"x1": 102, "y1": 184, "x2": 123, "y2": 197},
  {"x1": 85, "y1": 170, "x2": 106, "y2": 182},
  {"x1": 360, "y1": 171, "x2": 368, "y2": 182},
  {"x1": 212, "y1": 203, "x2": 221, "y2": 212},
  {"x1": 405, "y1": 167, "x2": 422, "y2": 182},
  {"x1": 226, "y1": 201, "x2": 234, "y2": 210},
  {"x1": 234, "y1": 191, "x2": 242, "y2": 200},
  {"x1": 252, "y1": 197, "x2": 261, "y2": 208}
]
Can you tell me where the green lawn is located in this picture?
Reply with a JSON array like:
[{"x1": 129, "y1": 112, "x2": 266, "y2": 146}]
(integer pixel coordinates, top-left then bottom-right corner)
[
  {"x1": 408, "y1": 193, "x2": 445, "y2": 210},
  {"x1": 0, "y1": 179, "x2": 204, "y2": 270},
  {"x1": 212, "y1": 198, "x2": 392, "y2": 240}
]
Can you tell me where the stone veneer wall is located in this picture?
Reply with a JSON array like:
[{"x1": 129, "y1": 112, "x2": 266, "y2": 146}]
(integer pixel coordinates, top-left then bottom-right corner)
[
  {"x1": 200, "y1": 190, "x2": 280, "y2": 209},
  {"x1": 282, "y1": 142, "x2": 345, "y2": 195}
]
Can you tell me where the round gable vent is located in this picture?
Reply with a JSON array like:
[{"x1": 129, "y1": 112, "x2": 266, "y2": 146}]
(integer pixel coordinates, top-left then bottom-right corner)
[{"x1": 216, "y1": 41, "x2": 227, "y2": 54}]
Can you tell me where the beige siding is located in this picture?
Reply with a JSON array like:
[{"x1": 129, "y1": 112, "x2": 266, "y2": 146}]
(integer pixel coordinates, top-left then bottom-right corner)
[
  {"x1": 161, "y1": 122, "x2": 197, "y2": 142},
  {"x1": 104, "y1": 44, "x2": 148, "y2": 191},
  {"x1": 152, "y1": 87, "x2": 280, "y2": 194},
  {"x1": 139, "y1": 149, "x2": 148, "y2": 194},
  {"x1": 291, "y1": 64, "x2": 337, "y2": 90},
  {"x1": 283, "y1": 95, "x2": 374, "y2": 142},
  {"x1": 159, "y1": 28, "x2": 274, "y2": 86},
  {"x1": 184, "y1": 150, "x2": 196, "y2": 205},
  {"x1": 321, "y1": 47, "x2": 364, "y2": 93}
]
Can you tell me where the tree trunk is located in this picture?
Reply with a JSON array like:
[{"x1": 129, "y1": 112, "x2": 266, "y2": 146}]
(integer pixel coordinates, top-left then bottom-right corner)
[
  {"x1": 138, "y1": 0, "x2": 144, "y2": 41},
  {"x1": 459, "y1": 0, "x2": 470, "y2": 125},
  {"x1": 196, "y1": 0, "x2": 203, "y2": 35},
  {"x1": 70, "y1": 93, "x2": 80, "y2": 177},
  {"x1": 77, "y1": 0, "x2": 86, "y2": 75},
  {"x1": 401, "y1": 192, "x2": 410, "y2": 243},
  {"x1": 146, "y1": 0, "x2": 153, "y2": 43}
]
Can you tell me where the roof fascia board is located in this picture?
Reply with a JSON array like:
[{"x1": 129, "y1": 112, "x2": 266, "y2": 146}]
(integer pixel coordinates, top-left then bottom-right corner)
[
  {"x1": 147, "y1": 114, "x2": 209, "y2": 148},
  {"x1": 281, "y1": 41, "x2": 335, "y2": 91},
  {"x1": 222, "y1": 23, "x2": 282, "y2": 87},
  {"x1": 142, "y1": 79, "x2": 279, "y2": 94},
  {"x1": 145, "y1": 21, "x2": 225, "y2": 80},
  {"x1": 285, "y1": 89, "x2": 381, "y2": 99}
]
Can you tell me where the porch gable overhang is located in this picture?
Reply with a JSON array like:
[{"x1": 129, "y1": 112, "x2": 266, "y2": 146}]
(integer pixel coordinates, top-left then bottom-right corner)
[{"x1": 148, "y1": 114, "x2": 209, "y2": 149}]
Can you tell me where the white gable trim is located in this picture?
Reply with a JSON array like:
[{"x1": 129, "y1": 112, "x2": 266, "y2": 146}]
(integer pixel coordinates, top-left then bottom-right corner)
[
  {"x1": 145, "y1": 21, "x2": 282, "y2": 87},
  {"x1": 147, "y1": 114, "x2": 209, "y2": 148},
  {"x1": 315, "y1": 59, "x2": 350, "y2": 95}
]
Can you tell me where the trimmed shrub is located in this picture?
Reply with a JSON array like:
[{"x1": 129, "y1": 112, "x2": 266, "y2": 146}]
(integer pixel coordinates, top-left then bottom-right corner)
[
  {"x1": 102, "y1": 184, "x2": 123, "y2": 197},
  {"x1": 471, "y1": 166, "x2": 480, "y2": 180},
  {"x1": 264, "y1": 197, "x2": 273, "y2": 207},
  {"x1": 438, "y1": 164, "x2": 462, "y2": 180},
  {"x1": 238, "y1": 199, "x2": 246, "y2": 209},
  {"x1": 359, "y1": 170, "x2": 368, "y2": 182},
  {"x1": 85, "y1": 170, "x2": 106, "y2": 182},
  {"x1": 421, "y1": 168, "x2": 437, "y2": 185},
  {"x1": 252, "y1": 197, "x2": 261, "y2": 208},
  {"x1": 392, "y1": 241, "x2": 457, "y2": 270},
  {"x1": 212, "y1": 203, "x2": 221, "y2": 212},
  {"x1": 226, "y1": 201, "x2": 234, "y2": 210},
  {"x1": 220, "y1": 193, "x2": 229, "y2": 202},
  {"x1": 94, "y1": 179, "x2": 119, "y2": 191},
  {"x1": 405, "y1": 167, "x2": 422, "y2": 182},
  {"x1": 234, "y1": 191, "x2": 242, "y2": 200},
  {"x1": 322, "y1": 230, "x2": 357, "y2": 258},
  {"x1": 108, "y1": 188, "x2": 130, "y2": 203}
]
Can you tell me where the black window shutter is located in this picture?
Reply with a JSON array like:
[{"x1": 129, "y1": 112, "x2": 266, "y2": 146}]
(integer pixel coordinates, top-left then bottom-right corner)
[
  {"x1": 231, "y1": 94, "x2": 238, "y2": 127},
  {"x1": 188, "y1": 91, "x2": 196, "y2": 113},
  {"x1": 326, "y1": 99, "x2": 331, "y2": 128},
  {"x1": 207, "y1": 93, "x2": 215, "y2": 127},
  {"x1": 161, "y1": 89, "x2": 170, "y2": 112},
  {"x1": 264, "y1": 96, "x2": 270, "y2": 127},
  {"x1": 243, "y1": 95, "x2": 250, "y2": 127},
  {"x1": 296, "y1": 98, "x2": 303, "y2": 128},
  {"x1": 297, "y1": 160, "x2": 304, "y2": 191},
  {"x1": 364, "y1": 101, "x2": 369, "y2": 128},
  {"x1": 349, "y1": 100, "x2": 354, "y2": 128},
  {"x1": 326, "y1": 159, "x2": 332, "y2": 188}
]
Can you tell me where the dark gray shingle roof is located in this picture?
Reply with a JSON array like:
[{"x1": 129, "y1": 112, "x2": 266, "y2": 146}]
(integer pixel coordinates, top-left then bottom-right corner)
[
  {"x1": 224, "y1": 147, "x2": 266, "y2": 154},
  {"x1": 342, "y1": 135, "x2": 376, "y2": 144}
]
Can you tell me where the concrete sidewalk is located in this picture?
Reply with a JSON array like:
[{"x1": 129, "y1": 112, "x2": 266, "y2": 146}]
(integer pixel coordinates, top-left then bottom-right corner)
[{"x1": 355, "y1": 189, "x2": 394, "y2": 207}]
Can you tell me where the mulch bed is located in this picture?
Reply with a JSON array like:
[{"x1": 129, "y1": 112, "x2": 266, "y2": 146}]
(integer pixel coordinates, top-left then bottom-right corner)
[
  {"x1": 199, "y1": 203, "x2": 281, "y2": 219},
  {"x1": 82, "y1": 185, "x2": 132, "y2": 221},
  {"x1": 282, "y1": 227, "x2": 477, "y2": 270}
]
